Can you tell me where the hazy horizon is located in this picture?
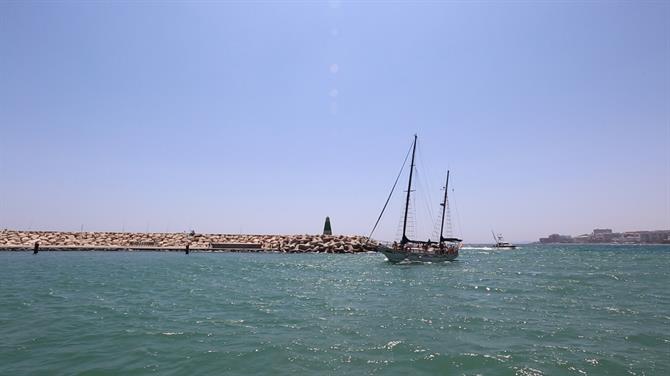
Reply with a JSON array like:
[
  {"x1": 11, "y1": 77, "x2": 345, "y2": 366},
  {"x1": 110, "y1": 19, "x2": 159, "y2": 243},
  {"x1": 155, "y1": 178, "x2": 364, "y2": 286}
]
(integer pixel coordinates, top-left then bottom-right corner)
[{"x1": 1, "y1": 1, "x2": 669, "y2": 243}]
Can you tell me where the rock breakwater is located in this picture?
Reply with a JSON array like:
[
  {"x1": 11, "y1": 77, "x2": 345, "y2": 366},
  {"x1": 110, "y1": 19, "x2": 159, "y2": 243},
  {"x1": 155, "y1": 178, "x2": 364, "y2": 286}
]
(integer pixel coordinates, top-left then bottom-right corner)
[{"x1": 0, "y1": 230, "x2": 378, "y2": 253}]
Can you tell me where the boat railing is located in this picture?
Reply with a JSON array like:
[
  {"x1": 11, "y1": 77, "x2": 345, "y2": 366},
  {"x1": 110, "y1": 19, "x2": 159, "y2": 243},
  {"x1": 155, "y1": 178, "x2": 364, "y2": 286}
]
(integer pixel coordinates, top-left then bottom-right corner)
[{"x1": 377, "y1": 240, "x2": 396, "y2": 247}]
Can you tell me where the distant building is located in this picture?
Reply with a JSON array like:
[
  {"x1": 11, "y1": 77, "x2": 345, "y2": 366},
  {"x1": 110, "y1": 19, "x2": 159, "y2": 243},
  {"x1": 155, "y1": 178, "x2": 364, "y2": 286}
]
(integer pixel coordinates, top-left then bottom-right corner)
[
  {"x1": 539, "y1": 228, "x2": 670, "y2": 244},
  {"x1": 573, "y1": 234, "x2": 591, "y2": 243},
  {"x1": 592, "y1": 229, "x2": 614, "y2": 242},
  {"x1": 539, "y1": 234, "x2": 573, "y2": 243},
  {"x1": 622, "y1": 232, "x2": 641, "y2": 243},
  {"x1": 639, "y1": 230, "x2": 670, "y2": 244}
]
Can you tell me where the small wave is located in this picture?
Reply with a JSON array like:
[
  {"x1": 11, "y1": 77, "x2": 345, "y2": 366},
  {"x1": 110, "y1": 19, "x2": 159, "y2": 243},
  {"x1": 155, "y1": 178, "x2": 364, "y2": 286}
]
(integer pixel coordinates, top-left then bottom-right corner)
[
  {"x1": 514, "y1": 366, "x2": 544, "y2": 376},
  {"x1": 161, "y1": 332, "x2": 183, "y2": 336},
  {"x1": 603, "y1": 306, "x2": 639, "y2": 315},
  {"x1": 461, "y1": 352, "x2": 511, "y2": 363},
  {"x1": 384, "y1": 340, "x2": 402, "y2": 350}
]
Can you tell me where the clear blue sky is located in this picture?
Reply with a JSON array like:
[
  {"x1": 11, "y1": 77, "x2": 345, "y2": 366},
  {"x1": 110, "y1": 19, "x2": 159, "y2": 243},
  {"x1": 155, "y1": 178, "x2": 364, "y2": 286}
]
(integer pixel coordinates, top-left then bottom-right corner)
[{"x1": 1, "y1": 1, "x2": 668, "y2": 243}]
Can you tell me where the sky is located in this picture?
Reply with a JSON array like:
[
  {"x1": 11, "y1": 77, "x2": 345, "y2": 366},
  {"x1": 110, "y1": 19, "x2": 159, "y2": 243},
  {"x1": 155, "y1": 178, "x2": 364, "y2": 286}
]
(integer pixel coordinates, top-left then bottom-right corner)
[{"x1": 0, "y1": 1, "x2": 668, "y2": 243}]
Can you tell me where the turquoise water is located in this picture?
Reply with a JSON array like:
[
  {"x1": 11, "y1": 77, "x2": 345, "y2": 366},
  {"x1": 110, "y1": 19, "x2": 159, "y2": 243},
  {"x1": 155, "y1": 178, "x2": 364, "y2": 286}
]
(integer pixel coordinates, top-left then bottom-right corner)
[{"x1": 1, "y1": 245, "x2": 668, "y2": 375}]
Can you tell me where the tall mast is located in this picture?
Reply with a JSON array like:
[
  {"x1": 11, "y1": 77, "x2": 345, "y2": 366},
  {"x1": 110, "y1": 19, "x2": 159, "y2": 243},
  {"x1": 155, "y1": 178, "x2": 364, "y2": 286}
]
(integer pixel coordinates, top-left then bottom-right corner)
[
  {"x1": 439, "y1": 170, "x2": 450, "y2": 243},
  {"x1": 401, "y1": 134, "x2": 417, "y2": 244}
]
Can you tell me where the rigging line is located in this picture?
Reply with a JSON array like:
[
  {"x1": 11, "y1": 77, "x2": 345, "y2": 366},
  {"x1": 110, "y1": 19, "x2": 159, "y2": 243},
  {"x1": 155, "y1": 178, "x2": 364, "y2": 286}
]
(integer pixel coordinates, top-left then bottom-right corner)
[
  {"x1": 417, "y1": 138, "x2": 433, "y2": 197},
  {"x1": 413, "y1": 158, "x2": 437, "y2": 236},
  {"x1": 416, "y1": 140, "x2": 437, "y2": 212},
  {"x1": 415, "y1": 140, "x2": 438, "y2": 230},
  {"x1": 414, "y1": 168, "x2": 438, "y2": 239},
  {"x1": 451, "y1": 186, "x2": 464, "y2": 240},
  {"x1": 366, "y1": 141, "x2": 414, "y2": 243}
]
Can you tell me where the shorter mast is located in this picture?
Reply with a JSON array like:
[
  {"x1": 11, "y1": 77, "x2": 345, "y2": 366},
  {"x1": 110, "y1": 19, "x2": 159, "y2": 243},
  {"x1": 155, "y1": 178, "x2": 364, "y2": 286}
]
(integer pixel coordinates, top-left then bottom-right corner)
[{"x1": 438, "y1": 170, "x2": 450, "y2": 243}]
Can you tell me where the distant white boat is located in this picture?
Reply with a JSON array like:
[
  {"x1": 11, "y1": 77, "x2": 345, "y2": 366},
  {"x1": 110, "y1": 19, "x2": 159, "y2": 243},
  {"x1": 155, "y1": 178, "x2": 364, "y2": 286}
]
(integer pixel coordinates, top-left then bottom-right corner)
[{"x1": 491, "y1": 230, "x2": 516, "y2": 249}]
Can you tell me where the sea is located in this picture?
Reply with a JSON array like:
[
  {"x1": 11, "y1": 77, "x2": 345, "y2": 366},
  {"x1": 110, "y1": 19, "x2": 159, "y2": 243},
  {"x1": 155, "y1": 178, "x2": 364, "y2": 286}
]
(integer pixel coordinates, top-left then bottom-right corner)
[{"x1": 1, "y1": 244, "x2": 668, "y2": 375}]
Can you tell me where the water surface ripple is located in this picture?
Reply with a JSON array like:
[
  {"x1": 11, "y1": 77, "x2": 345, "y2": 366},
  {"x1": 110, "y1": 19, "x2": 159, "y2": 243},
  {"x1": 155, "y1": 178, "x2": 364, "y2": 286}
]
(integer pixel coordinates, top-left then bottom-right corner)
[{"x1": 1, "y1": 245, "x2": 668, "y2": 375}]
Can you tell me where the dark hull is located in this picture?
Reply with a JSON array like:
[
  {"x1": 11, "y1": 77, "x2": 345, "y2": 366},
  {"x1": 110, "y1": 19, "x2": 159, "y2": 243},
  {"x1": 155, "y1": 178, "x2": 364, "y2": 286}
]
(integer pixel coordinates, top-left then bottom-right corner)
[{"x1": 377, "y1": 245, "x2": 458, "y2": 263}]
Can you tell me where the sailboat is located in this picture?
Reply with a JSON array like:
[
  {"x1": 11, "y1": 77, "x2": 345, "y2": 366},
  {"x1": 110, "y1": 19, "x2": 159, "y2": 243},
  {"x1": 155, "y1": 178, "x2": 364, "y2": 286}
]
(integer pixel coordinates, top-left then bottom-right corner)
[
  {"x1": 374, "y1": 135, "x2": 462, "y2": 263},
  {"x1": 491, "y1": 230, "x2": 516, "y2": 249}
]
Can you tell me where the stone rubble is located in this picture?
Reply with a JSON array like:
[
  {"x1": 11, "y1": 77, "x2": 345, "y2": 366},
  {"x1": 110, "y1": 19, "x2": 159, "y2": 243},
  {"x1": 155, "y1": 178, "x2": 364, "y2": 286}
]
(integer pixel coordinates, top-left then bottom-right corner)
[{"x1": 0, "y1": 230, "x2": 378, "y2": 253}]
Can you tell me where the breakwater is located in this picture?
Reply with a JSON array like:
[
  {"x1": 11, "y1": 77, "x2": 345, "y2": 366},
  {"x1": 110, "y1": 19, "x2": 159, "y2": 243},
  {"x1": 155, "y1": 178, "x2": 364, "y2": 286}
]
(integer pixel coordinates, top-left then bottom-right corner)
[{"x1": 0, "y1": 230, "x2": 377, "y2": 253}]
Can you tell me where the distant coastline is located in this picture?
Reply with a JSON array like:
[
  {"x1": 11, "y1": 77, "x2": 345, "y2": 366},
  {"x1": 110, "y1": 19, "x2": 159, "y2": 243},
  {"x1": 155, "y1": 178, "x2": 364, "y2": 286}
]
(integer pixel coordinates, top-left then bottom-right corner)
[{"x1": 538, "y1": 228, "x2": 670, "y2": 245}]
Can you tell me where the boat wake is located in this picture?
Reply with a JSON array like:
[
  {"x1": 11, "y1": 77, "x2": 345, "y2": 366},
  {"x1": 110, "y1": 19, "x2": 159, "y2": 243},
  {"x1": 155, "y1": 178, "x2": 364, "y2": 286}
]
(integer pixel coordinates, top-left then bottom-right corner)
[
  {"x1": 394, "y1": 259, "x2": 457, "y2": 265},
  {"x1": 462, "y1": 246, "x2": 495, "y2": 251},
  {"x1": 462, "y1": 246, "x2": 522, "y2": 253}
]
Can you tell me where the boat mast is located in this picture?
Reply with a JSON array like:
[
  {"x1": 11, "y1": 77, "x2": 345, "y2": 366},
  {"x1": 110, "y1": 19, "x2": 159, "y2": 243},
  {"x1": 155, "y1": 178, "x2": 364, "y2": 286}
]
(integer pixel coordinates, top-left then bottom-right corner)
[
  {"x1": 491, "y1": 230, "x2": 498, "y2": 245},
  {"x1": 439, "y1": 170, "x2": 450, "y2": 243},
  {"x1": 401, "y1": 134, "x2": 417, "y2": 245}
]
